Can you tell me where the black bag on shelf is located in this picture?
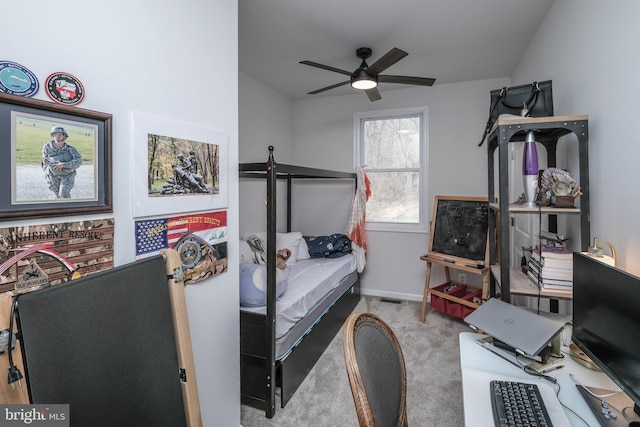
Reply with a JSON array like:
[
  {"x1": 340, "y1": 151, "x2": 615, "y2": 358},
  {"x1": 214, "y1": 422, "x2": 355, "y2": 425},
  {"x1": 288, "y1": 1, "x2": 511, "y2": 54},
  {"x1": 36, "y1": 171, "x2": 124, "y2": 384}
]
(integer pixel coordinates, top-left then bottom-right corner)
[{"x1": 478, "y1": 80, "x2": 554, "y2": 146}]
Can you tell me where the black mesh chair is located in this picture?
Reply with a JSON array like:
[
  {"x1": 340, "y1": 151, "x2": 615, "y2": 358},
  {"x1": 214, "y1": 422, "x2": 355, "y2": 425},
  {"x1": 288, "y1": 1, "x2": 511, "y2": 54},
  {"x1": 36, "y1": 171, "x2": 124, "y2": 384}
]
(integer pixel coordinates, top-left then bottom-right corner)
[{"x1": 342, "y1": 312, "x2": 408, "y2": 427}]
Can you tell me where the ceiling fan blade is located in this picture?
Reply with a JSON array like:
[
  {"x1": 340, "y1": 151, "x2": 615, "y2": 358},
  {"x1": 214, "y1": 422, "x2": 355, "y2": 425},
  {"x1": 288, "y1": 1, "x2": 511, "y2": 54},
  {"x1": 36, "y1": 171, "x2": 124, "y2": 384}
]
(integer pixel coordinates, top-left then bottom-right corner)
[
  {"x1": 300, "y1": 60, "x2": 353, "y2": 76},
  {"x1": 366, "y1": 48, "x2": 408, "y2": 75},
  {"x1": 365, "y1": 87, "x2": 382, "y2": 102},
  {"x1": 307, "y1": 80, "x2": 350, "y2": 95},
  {"x1": 378, "y1": 75, "x2": 436, "y2": 86}
]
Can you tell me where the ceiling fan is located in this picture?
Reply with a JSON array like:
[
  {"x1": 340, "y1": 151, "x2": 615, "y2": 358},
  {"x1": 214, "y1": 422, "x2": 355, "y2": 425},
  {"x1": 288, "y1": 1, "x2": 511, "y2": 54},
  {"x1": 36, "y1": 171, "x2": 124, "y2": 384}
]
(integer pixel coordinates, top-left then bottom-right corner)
[{"x1": 300, "y1": 47, "x2": 435, "y2": 102}]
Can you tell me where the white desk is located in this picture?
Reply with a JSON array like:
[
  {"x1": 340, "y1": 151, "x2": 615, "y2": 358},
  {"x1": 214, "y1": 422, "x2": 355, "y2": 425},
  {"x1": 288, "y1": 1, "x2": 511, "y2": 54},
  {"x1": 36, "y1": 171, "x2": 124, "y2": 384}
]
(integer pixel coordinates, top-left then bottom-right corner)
[{"x1": 459, "y1": 332, "x2": 623, "y2": 426}]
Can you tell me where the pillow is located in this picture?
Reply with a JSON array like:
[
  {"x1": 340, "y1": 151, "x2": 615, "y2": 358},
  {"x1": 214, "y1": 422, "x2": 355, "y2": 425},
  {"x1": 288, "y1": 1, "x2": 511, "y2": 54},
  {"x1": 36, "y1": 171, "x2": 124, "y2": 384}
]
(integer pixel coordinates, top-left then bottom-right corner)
[
  {"x1": 239, "y1": 262, "x2": 289, "y2": 307},
  {"x1": 298, "y1": 237, "x2": 310, "y2": 260},
  {"x1": 252, "y1": 231, "x2": 302, "y2": 266},
  {"x1": 304, "y1": 234, "x2": 352, "y2": 258}
]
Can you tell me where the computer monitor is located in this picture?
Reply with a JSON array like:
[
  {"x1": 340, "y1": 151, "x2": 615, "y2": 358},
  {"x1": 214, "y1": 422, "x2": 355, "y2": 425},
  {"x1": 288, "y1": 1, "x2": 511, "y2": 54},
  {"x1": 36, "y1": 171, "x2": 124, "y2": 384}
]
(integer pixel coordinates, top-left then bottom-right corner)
[{"x1": 573, "y1": 252, "x2": 640, "y2": 419}]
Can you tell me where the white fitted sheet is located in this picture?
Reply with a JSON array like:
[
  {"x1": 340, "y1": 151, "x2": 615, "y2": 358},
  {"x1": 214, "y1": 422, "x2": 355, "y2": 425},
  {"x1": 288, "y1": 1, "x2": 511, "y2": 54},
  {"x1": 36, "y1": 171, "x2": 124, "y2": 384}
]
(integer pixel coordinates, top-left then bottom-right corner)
[{"x1": 241, "y1": 254, "x2": 356, "y2": 339}]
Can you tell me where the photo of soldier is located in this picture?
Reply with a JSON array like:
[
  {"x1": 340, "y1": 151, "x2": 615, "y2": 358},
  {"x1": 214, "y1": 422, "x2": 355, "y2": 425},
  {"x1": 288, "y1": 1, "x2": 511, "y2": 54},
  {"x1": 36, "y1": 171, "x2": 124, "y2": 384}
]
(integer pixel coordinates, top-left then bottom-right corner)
[{"x1": 41, "y1": 126, "x2": 82, "y2": 198}]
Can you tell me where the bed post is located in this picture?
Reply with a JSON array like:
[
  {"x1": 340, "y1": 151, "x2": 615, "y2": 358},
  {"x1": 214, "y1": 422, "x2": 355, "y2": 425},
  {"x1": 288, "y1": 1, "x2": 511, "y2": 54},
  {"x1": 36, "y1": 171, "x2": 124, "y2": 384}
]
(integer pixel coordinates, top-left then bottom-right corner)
[
  {"x1": 286, "y1": 174, "x2": 292, "y2": 232},
  {"x1": 265, "y1": 146, "x2": 277, "y2": 418}
]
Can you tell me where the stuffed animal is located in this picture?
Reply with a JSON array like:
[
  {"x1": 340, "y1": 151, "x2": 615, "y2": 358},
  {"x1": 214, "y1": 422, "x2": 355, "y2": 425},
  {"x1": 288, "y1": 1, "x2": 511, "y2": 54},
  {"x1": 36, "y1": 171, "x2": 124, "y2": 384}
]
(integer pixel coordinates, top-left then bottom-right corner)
[{"x1": 276, "y1": 248, "x2": 291, "y2": 270}]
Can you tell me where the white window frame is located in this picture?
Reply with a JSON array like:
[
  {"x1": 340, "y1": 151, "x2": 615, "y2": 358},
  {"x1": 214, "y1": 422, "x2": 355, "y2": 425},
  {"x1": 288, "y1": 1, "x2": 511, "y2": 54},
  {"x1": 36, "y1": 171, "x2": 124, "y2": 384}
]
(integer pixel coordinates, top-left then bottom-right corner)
[{"x1": 354, "y1": 106, "x2": 429, "y2": 233}]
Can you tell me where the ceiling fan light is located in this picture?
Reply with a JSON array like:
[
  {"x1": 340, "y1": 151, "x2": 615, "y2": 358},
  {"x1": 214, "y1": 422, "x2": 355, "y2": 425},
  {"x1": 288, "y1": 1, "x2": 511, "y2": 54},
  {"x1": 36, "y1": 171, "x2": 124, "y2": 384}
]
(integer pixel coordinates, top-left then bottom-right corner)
[{"x1": 351, "y1": 70, "x2": 378, "y2": 90}]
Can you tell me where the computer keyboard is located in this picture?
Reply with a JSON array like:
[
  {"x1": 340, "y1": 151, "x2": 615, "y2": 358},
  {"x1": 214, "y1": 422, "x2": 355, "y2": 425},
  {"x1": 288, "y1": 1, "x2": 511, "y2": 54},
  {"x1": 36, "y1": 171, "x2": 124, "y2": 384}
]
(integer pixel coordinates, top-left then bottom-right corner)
[{"x1": 490, "y1": 380, "x2": 554, "y2": 427}]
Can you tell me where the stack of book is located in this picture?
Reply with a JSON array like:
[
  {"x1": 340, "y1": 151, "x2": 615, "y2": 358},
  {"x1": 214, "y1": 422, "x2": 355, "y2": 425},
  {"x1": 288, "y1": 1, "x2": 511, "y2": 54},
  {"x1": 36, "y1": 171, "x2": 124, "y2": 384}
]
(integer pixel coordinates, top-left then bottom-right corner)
[{"x1": 527, "y1": 245, "x2": 573, "y2": 291}]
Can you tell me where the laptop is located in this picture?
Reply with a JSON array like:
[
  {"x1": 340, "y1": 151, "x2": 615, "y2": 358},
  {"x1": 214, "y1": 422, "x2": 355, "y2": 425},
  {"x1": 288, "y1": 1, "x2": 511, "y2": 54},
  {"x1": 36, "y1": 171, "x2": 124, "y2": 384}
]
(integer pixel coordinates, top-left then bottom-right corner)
[{"x1": 464, "y1": 298, "x2": 564, "y2": 358}]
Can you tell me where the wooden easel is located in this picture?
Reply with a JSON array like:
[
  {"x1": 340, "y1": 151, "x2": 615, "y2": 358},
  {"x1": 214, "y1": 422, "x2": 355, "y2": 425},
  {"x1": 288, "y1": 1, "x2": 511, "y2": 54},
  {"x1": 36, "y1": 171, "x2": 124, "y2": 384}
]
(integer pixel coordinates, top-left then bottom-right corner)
[
  {"x1": 420, "y1": 196, "x2": 490, "y2": 323},
  {"x1": 161, "y1": 249, "x2": 202, "y2": 427}
]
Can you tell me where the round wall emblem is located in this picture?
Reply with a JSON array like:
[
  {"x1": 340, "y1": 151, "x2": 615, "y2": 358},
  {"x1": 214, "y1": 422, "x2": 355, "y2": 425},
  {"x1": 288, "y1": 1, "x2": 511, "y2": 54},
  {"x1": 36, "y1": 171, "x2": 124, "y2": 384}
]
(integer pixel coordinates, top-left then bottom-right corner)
[
  {"x1": 0, "y1": 61, "x2": 39, "y2": 97},
  {"x1": 177, "y1": 238, "x2": 202, "y2": 269},
  {"x1": 45, "y1": 72, "x2": 85, "y2": 105}
]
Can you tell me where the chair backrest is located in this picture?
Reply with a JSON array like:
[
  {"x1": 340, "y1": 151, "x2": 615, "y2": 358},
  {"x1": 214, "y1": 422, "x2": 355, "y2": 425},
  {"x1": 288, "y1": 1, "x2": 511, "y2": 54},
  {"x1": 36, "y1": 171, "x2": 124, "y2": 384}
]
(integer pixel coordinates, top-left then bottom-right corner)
[{"x1": 342, "y1": 312, "x2": 408, "y2": 427}]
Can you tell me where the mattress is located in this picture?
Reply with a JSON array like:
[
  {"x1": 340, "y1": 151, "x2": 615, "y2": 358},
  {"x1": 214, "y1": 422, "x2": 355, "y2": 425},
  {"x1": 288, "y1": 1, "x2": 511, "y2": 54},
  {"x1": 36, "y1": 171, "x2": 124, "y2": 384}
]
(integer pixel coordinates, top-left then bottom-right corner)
[{"x1": 241, "y1": 254, "x2": 357, "y2": 357}]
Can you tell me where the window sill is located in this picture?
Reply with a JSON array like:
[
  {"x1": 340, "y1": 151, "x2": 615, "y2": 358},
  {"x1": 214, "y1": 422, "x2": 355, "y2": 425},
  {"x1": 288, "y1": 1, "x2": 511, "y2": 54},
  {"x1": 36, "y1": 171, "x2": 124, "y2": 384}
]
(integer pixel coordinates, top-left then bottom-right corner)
[{"x1": 365, "y1": 223, "x2": 428, "y2": 234}]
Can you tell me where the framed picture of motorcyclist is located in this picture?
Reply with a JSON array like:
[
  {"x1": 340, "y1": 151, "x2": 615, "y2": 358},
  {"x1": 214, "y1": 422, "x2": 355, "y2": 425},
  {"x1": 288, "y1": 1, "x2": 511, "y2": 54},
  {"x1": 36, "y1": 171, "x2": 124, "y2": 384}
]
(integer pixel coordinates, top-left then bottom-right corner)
[
  {"x1": 131, "y1": 111, "x2": 228, "y2": 218},
  {"x1": 1, "y1": 93, "x2": 112, "y2": 220}
]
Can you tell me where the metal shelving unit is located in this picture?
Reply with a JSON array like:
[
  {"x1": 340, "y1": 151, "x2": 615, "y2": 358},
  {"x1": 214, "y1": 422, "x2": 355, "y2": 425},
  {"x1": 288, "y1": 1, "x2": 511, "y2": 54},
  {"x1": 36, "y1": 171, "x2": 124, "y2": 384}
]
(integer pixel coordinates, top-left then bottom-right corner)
[{"x1": 486, "y1": 115, "x2": 590, "y2": 301}]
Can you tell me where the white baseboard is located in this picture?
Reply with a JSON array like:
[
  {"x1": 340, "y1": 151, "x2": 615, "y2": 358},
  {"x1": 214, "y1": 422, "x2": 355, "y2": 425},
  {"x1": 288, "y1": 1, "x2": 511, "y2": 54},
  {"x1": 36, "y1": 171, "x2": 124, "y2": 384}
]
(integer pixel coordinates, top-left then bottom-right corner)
[{"x1": 360, "y1": 288, "x2": 423, "y2": 302}]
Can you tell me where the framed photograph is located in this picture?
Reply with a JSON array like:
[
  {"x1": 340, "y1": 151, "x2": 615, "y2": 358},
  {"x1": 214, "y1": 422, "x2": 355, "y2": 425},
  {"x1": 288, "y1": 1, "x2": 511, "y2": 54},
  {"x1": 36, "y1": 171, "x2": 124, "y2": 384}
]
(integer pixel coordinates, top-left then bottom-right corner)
[
  {"x1": 1, "y1": 93, "x2": 112, "y2": 220},
  {"x1": 131, "y1": 112, "x2": 228, "y2": 218}
]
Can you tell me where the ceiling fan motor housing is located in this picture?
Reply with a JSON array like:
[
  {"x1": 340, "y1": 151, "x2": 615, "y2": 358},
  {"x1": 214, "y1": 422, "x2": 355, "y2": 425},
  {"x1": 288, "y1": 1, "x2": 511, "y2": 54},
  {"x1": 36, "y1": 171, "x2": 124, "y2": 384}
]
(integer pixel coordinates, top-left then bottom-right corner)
[
  {"x1": 353, "y1": 47, "x2": 376, "y2": 87},
  {"x1": 356, "y1": 47, "x2": 373, "y2": 60}
]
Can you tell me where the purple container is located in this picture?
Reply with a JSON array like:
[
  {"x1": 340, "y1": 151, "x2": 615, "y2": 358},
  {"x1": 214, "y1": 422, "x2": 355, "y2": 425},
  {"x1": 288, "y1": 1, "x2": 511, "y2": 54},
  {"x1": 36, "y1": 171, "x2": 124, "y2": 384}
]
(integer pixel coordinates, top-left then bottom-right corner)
[{"x1": 522, "y1": 131, "x2": 539, "y2": 175}]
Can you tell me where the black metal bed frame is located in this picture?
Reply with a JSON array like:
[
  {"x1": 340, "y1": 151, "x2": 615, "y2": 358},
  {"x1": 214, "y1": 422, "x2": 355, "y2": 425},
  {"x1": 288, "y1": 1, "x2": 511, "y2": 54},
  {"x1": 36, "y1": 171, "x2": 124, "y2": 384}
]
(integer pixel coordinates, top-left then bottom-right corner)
[{"x1": 239, "y1": 146, "x2": 361, "y2": 418}]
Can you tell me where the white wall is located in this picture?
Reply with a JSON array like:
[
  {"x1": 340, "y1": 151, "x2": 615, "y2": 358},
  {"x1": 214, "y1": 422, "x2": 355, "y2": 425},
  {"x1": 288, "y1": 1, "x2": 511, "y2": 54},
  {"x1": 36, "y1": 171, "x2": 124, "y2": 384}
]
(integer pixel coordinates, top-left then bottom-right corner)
[
  {"x1": 239, "y1": 73, "x2": 295, "y2": 163},
  {"x1": 239, "y1": 72, "x2": 296, "y2": 234},
  {"x1": 2, "y1": 1, "x2": 240, "y2": 426},
  {"x1": 512, "y1": 0, "x2": 640, "y2": 275}
]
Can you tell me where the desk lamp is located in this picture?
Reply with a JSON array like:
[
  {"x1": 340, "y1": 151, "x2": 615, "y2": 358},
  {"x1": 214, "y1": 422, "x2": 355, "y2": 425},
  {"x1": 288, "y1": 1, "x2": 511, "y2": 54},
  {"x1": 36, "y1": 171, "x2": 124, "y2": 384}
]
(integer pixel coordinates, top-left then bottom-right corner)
[{"x1": 587, "y1": 237, "x2": 616, "y2": 266}]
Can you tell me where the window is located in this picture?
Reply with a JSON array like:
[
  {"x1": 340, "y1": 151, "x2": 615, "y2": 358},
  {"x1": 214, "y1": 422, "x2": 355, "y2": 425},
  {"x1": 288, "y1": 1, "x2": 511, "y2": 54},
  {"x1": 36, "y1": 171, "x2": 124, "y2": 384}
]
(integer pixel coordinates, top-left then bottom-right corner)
[{"x1": 355, "y1": 107, "x2": 428, "y2": 233}]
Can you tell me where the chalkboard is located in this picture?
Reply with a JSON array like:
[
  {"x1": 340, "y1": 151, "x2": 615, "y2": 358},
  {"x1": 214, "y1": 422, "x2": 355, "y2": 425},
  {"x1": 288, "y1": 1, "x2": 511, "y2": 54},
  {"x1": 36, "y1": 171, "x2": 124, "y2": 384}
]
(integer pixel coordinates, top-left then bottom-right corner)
[{"x1": 428, "y1": 196, "x2": 489, "y2": 265}]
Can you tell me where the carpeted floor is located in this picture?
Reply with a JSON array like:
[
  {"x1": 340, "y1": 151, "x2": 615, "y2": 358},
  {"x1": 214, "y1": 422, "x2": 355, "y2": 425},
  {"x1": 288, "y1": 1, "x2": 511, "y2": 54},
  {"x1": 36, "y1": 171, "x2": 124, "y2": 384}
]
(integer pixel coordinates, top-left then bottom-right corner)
[{"x1": 240, "y1": 296, "x2": 471, "y2": 427}]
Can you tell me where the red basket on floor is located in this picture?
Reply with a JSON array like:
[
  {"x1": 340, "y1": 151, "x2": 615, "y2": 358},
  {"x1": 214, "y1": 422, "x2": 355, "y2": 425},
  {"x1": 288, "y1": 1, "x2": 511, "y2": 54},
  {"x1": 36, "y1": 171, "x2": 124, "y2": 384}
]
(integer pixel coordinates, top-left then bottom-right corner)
[
  {"x1": 430, "y1": 282, "x2": 467, "y2": 313},
  {"x1": 447, "y1": 288, "x2": 482, "y2": 319}
]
